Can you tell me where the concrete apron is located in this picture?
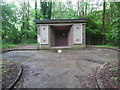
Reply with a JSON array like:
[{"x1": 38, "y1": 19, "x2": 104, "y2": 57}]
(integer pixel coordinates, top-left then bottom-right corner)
[{"x1": 2, "y1": 49, "x2": 118, "y2": 88}]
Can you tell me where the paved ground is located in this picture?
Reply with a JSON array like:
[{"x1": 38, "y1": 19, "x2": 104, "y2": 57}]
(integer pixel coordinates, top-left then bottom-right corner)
[{"x1": 2, "y1": 48, "x2": 118, "y2": 88}]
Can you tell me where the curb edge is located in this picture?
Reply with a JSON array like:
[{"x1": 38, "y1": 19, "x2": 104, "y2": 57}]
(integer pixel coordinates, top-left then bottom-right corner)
[{"x1": 5, "y1": 65, "x2": 22, "y2": 90}]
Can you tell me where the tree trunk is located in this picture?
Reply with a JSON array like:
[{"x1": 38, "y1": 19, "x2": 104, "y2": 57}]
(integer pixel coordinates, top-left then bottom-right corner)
[
  {"x1": 77, "y1": 1, "x2": 81, "y2": 17},
  {"x1": 85, "y1": 2, "x2": 87, "y2": 17},
  {"x1": 82, "y1": 5, "x2": 84, "y2": 17},
  {"x1": 35, "y1": 0, "x2": 37, "y2": 19},
  {"x1": 102, "y1": 0, "x2": 106, "y2": 45},
  {"x1": 23, "y1": 0, "x2": 26, "y2": 30},
  {"x1": 27, "y1": 0, "x2": 30, "y2": 30},
  {"x1": 91, "y1": 2, "x2": 93, "y2": 13}
]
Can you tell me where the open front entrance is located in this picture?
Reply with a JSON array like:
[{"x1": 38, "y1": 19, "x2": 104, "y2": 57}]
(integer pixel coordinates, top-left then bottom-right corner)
[
  {"x1": 50, "y1": 25, "x2": 71, "y2": 47},
  {"x1": 55, "y1": 30, "x2": 68, "y2": 46}
]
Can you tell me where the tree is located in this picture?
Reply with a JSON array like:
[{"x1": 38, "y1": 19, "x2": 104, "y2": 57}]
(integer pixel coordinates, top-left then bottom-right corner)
[
  {"x1": 20, "y1": 0, "x2": 31, "y2": 40},
  {"x1": 2, "y1": 2, "x2": 20, "y2": 43},
  {"x1": 35, "y1": 0, "x2": 38, "y2": 19},
  {"x1": 102, "y1": 0, "x2": 106, "y2": 45},
  {"x1": 40, "y1": 1, "x2": 52, "y2": 19},
  {"x1": 1, "y1": 0, "x2": 119, "y2": 46},
  {"x1": 115, "y1": 2, "x2": 120, "y2": 47}
]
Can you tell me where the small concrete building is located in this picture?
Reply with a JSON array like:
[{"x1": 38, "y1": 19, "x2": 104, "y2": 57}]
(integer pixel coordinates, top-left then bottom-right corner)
[{"x1": 34, "y1": 19, "x2": 87, "y2": 48}]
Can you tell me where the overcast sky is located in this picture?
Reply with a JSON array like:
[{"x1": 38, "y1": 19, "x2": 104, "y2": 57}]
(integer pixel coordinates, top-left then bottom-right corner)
[
  {"x1": 2, "y1": 0, "x2": 79, "y2": 9},
  {"x1": 2, "y1": 0, "x2": 103, "y2": 8},
  {"x1": 2, "y1": 0, "x2": 119, "y2": 9}
]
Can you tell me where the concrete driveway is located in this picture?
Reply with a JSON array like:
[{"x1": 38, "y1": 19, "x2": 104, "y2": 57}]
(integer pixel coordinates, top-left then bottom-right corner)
[{"x1": 2, "y1": 49, "x2": 118, "y2": 88}]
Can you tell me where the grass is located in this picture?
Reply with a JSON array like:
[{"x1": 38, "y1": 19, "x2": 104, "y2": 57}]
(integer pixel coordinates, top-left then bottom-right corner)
[
  {"x1": 2, "y1": 43, "x2": 17, "y2": 49},
  {"x1": 2, "y1": 43, "x2": 37, "y2": 49},
  {"x1": 93, "y1": 45, "x2": 119, "y2": 48},
  {"x1": 2, "y1": 42, "x2": 119, "y2": 49}
]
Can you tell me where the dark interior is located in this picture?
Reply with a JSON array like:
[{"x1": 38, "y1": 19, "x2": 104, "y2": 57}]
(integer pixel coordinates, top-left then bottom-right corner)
[
  {"x1": 55, "y1": 30, "x2": 69, "y2": 46},
  {"x1": 50, "y1": 25, "x2": 71, "y2": 46}
]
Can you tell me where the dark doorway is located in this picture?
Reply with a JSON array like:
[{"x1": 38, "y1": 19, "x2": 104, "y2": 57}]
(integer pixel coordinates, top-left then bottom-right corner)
[{"x1": 55, "y1": 30, "x2": 68, "y2": 46}]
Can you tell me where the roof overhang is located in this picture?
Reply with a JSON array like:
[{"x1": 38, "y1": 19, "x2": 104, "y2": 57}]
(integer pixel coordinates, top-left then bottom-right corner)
[{"x1": 33, "y1": 19, "x2": 87, "y2": 24}]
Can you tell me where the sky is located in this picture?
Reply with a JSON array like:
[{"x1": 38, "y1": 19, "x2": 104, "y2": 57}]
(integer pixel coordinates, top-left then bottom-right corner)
[
  {"x1": 2, "y1": 0, "x2": 78, "y2": 9},
  {"x1": 3, "y1": 0, "x2": 77, "y2": 5},
  {"x1": 2, "y1": 0, "x2": 101, "y2": 8},
  {"x1": 2, "y1": 0, "x2": 120, "y2": 9}
]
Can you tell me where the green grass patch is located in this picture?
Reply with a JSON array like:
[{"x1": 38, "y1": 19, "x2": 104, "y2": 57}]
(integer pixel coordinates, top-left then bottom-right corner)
[
  {"x1": 2, "y1": 43, "x2": 37, "y2": 49},
  {"x1": 93, "y1": 45, "x2": 119, "y2": 48},
  {"x1": 2, "y1": 43, "x2": 17, "y2": 49},
  {"x1": 17, "y1": 43, "x2": 37, "y2": 45},
  {"x1": 109, "y1": 67, "x2": 118, "y2": 72}
]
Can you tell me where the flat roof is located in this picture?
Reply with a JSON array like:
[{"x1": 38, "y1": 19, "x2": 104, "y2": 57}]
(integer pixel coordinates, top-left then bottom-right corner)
[{"x1": 33, "y1": 19, "x2": 87, "y2": 24}]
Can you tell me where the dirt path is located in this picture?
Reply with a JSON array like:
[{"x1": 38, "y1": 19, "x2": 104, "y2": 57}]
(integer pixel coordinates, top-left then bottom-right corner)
[{"x1": 2, "y1": 49, "x2": 118, "y2": 88}]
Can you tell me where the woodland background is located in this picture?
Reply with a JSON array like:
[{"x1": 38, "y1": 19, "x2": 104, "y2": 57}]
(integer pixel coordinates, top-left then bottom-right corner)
[{"x1": 1, "y1": 0, "x2": 120, "y2": 48}]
